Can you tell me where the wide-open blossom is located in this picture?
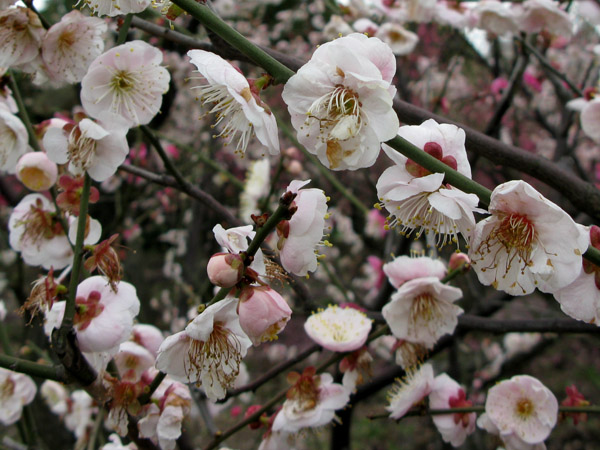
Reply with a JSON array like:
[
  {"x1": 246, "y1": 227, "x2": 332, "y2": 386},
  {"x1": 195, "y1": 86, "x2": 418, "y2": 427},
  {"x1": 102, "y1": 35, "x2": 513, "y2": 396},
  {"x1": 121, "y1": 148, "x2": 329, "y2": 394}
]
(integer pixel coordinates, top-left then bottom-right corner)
[
  {"x1": 16, "y1": 152, "x2": 58, "y2": 191},
  {"x1": 114, "y1": 341, "x2": 155, "y2": 381},
  {"x1": 478, "y1": 375, "x2": 557, "y2": 449},
  {"x1": 377, "y1": 119, "x2": 481, "y2": 247},
  {"x1": 0, "y1": 7, "x2": 44, "y2": 69},
  {"x1": 382, "y1": 277, "x2": 463, "y2": 349},
  {"x1": 386, "y1": 363, "x2": 434, "y2": 420},
  {"x1": 41, "y1": 10, "x2": 107, "y2": 84},
  {"x1": 272, "y1": 367, "x2": 350, "y2": 433},
  {"x1": 304, "y1": 304, "x2": 372, "y2": 352},
  {"x1": 518, "y1": 0, "x2": 572, "y2": 37},
  {"x1": 0, "y1": 368, "x2": 36, "y2": 425},
  {"x1": 238, "y1": 285, "x2": 292, "y2": 346},
  {"x1": 44, "y1": 115, "x2": 129, "y2": 181},
  {"x1": 278, "y1": 180, "x2": 328, "y2": 276},
  {"x1": 553, "y1": 225, "x2": 600, "y2": 325},
  {"x1": 155, "y1": 296, "x2": 252, "y2": 401},
  {"x1": 429, "y1": 373, "x2": 476, "y2": 447},
  {"x1": 188, "y1": 49, "x2": 279, "y2": 156},
  {"x1": 81, "y1": 40, "x2": 170, "y2": 128},
  {"x1": 0, "y1": 104, "x2": 29, "y2": 173},
  {"x1": 469, "y1": 180, "x2": 589, "y2": 296},
  {"x1": 45, "y1": 276, "x2": 140, "y2": 353},
  {"x1": 383, "y1": 254, "x2": 447, "y2": 289},
  {"x1": 282, "y1": 33, "x2": 398, "y2": 170},
  {"x1": 79, "y1": 0, "x2": 151, "y2": 17},
  {"x1": 375, "y1": 23, "x2": 419, "y2": 56}
]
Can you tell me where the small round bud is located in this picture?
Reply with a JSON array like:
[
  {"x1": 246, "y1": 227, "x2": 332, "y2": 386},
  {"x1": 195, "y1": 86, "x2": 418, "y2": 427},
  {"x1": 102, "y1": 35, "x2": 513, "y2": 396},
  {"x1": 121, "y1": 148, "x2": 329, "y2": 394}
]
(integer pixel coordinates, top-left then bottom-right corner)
[
  {"x1": 16, "y1": 152, "x2": 58, "y2": 191},
  {"x1": 206, "y1": 253, "x2": 244, "y2": 288},
  {"x1": 449, "y1": 252, "x2": 471, "y2": 273}
]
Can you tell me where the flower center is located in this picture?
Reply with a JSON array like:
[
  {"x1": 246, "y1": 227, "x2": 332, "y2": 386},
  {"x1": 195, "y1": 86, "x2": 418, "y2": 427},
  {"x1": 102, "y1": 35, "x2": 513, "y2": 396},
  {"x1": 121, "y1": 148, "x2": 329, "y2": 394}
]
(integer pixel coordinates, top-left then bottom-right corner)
[
  {"x1": 307, "y1": 84, "x2": 362, "y2": 141},
  {"x1": 111, "y1": 70, "x2": 135, "y2": 91},
  {"x1": 1, "y1": 376, "x2": 15, "y2": 400},
  {"x1": 58, "y1": 29, "x2": 76, "y2": 49},
  {"x1": 17, "y1": 199, "x2": 64, "y2": 245},
  {"x1": 497, "y1": 213, "x2": 536, "y2": 252},
  {"x1": 449, "y1": 389, "x2": 473, "y2": 426},
  {"x1": 515, "y1": 398, "x2": 534, "y2": 419},
  {"x1": 74, "y1": 290, "x2": 105, "y2": 331},
  {"x1": 68, "y1": 125, "x2": 98, "y2": 171},
  {"x1": 411, "y1": 293, "x2": 440, "y2": 322},
  {"x1": 287, "y1": 371, "x2": 320, "y2": 413}
]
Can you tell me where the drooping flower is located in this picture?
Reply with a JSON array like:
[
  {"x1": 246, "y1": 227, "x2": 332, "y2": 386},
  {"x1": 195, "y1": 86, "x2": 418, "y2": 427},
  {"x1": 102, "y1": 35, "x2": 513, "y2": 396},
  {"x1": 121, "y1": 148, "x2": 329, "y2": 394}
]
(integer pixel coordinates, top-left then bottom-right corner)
[
  {"x1": 43, "y1": 114, "x2": 129, "y2": 181},
  {"x1": 81, "y1": 40, "x2": 170, "y2": 128},
  {"x1": 41, "y1": 10, "x2": 107, "y2": 84},
  {"x1": 272, "y1": 367, "x2": 350, "y2": 433},
  {"x1": 0, "y1": 368, "x2": 36, "y2": 425},
  {"x1": 377, "y1": 119, "x2": 482, "y2": 247},
  {"x1": 278, "y1": 180, "x2": 329, "y2": 276},
  {"x1": 238, "y1": 285, "x2": 292, "y2": 346},
  {"x1": 188, "y1": 49, "x2": 279, "y2": 156},
  {"x1": 382, "y1": 277, "x2": 463, "y2": 349},
  {"x1": 0, "y1": 104, "x2": 29, "y2": 173},
  {"x1": 79, "y1": 0, "x2": 151, "y2": 18},
  {"x1": 469, "y1": 180, "x2": 589, "y2": 296},
  {"x1": 282, "y1": 33, "x2": 399, "y2": 170},
  {"x1": 304, "y1": 304, "x2": 372, "y2": 352},
  {"x1": 518, "y1": 0, "x2": 573, "y2": 37},
  {"x1": 386, "y1": 363, "x2": 434, "y2": 420},
  {"x1": 16, "y1": 151, "x2": 58, "y2": 191},
  {"x1": 383, "y1": 254, "x2": 447, "y2": 289},
  {"x1": 428, "y1": 373, "x2": 477, "y2": 447},
  {"x1": 478, "y1": 375, "x2": 558, "y2": 449},
  {"x1": 44, "y1": 276, "x2": 141, "y2": 353},
  {"x1": 155, "y1": 296, "x2": 252, "y2": 401},
  {"x1": 0, "y1": 7, "x2": 44, "y2": 69}
]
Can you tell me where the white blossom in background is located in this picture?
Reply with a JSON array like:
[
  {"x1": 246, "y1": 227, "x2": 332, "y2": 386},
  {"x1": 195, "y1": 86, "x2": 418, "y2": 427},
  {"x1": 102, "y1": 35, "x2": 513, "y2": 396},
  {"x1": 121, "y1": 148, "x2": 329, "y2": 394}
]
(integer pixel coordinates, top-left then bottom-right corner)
[
  {"x1": 383, "y1": 254, "x2": 447, "y2": 289},
  {"x1": 282, "y1": 33, "x2": 398, "y2": 170},
  {"x1": 0, "y1": 7, "x2": 44, "y2": 69},
  {"x1": 518, "y1": 0, "x2": 573, "y2": 37},
  {"x1": 386, "y1": 363, "x2": 434, "y2": 419},
  {"x1": 375, "y1": 23, "x2": 419, "y2": 56},
  {"x1": 113, "y1": 341, "x2": 155, "y2": 381},
  {"x1": 278, "y1": 180, "x2": 329, "y2": 276},
  {"x1": 41, "y1": 10, "x2": 107, "y2": 84},
  {"x1": 474, "y1": 0, "x2": 520, "y2": 35},
  {"x1": 377, "y1": 119, "x2": 482, "y2": 247},
  {"x1": 101, "y1": 434, "x2": 138, "y2": 450},
  {"x1": 43, "y1": 114, "x2": 129, "y2": 181},
  {"x1": 40, "y1": 380, "x2": 69, "y2": 416},
  {"x1": 478, "y1": 375, "x2": 558, "y2": 449},
  {"x1": 188, "y1": 49, "x2": 279, "y2": 156},
  {"x1": 382, "y1": 277, "x2": 463, "y2": 349},
  {"x1": 567, "y1": 94, "x2": 600, "y2": 143},
  {"x1": 240, "y1": 159, "x2": 270, "y2": 221},
  {"x1": 469, "y1": 180, "x2": 589, "y2": 296},
  {"x1": 81, "y1": 40, "x2": 170, "y2": 128},
  {"x1": 0, "y1": 104, "x2": 29, "y2": 173},
  {"x1": 132, "y1": 323, "x2": 164, "y2": 357},
  {"x1": 304, "y1": 304, "x2": 372, "y2": 352},
  {"x1": 0, "y1": 368, "x2": 36, "y2": 425},
  {"x1": 155, "y1": 296, "x2": 252, "y2": 401},
  {"x1": 64, "y1": 390, "x2": 95, "y2": 439},
  {"x1": 79, "y1": 0, "x2": 151, "y2": 17}
]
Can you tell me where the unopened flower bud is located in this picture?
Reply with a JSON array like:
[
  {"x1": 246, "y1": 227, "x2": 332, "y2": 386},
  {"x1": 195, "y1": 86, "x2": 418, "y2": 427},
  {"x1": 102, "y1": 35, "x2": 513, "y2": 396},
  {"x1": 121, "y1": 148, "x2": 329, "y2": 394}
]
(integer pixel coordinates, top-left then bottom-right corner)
[
  {"x1": 16, "y1": 152, "x2": 58, "y2": 191},
  {"x1": 244, "y1": 404, "x2": 265, "y2": 429},
  {"x1": 449, "y1": 252, "x2": 471, "y2": 273},
  {"x1": 207, "y1": 253, "x2": 244, "y2": 288},
  {"x1": 238, "y1": 286, "x2": 292, "y2": 346}
]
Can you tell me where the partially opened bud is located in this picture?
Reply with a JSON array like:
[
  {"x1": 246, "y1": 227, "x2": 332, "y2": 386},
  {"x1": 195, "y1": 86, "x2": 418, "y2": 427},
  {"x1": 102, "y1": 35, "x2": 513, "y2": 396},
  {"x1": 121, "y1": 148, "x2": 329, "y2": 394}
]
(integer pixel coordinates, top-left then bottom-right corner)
[
  {"x1": 16, "y1": 152, "x2": 58, "y2": 191},
  {"x1": 207, "y1": 252, "x2": 244, "y2": 287},
  {"x1": 449, "y1": 252, "x2": 471, "y2": 273},
  {"x1": 238, "y1": 286, "x2": 292, "y2": 346}
]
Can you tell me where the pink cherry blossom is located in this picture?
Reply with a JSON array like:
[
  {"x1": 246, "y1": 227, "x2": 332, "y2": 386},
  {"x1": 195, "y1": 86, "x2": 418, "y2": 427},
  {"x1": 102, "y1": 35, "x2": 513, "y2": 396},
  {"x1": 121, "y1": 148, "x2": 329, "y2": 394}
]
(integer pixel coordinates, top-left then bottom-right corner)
[
  {"x1": 81, "y1": 40, "x2": 170, "y2": 128},
  {"x1": 382, "y1": 277, "x2": 463, "y2": 349},
  {"x1": 212, "y1": 224, "x2": 266, "y2": 277},
  {"x1": 114, "y1": 341, "x2": 155, "y2": 381},
  {"x1": 155, "y1": 296, "x2": 252, "y2": 401},
  {"x1": 383, "y1": 254, "x2": 447, "y2": 289},
  {"x1": 132, "y1": 324, "x2": 164, "y2": 357},
  {"x1": 16, "y1": 152, "x2": 58, "y2": 191},
  {"x1": 519, "y1": 0, "x2": 573, "y2": 37},
  {"x1": 0, "y1": 7, "x2": 44, "y2": 69},
  {"x1": 188, "y1": 49, "x2": 279, "y2": 156},
  {"x1": 0, "y1": 368, "x2": 36, "y2": 425},
  {"x1": 238, "y1": 286, "x2": 292, "y2": 346},
  {"x1": 206, "y1": 252, "x2": 244, "y2": 288},
  {"x1": 469, "y1": 180, "x2": 589, "y2": 296},
  {"x1": 278, "y1": 180, "x2": 328, "y2": 276},
  {"x1": 386, "y1": 363, "x2": 434, "y2": 419},
  {"x1": 475, "y1": 1, "x2": 520, "y2": 35},
  {"x1": 304, "y1": 304, "x2": 372, "y2": 352},
  {"x1": 282, "y1": 33, "x2": 398, "y2": 170}
]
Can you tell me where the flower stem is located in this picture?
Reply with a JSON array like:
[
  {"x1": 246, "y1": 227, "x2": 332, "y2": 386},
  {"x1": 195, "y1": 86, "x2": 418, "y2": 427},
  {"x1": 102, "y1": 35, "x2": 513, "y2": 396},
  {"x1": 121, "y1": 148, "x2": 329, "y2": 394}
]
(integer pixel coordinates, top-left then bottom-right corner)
[
  {"x1": 169, "y1": 0, "x2": 295, "y2": 84},
  {"x1": 116, "y1": 14, "x2": 133, "y2": 46},
  {"x1": 138, "y1": 371, "x2": 167, "y2": 405},
  {"x1": 0, "y1": 354, "x2": 67, "y2": 381},
  {"x1": 8, "y1": 70, "x2": 41, "y2": 152}
]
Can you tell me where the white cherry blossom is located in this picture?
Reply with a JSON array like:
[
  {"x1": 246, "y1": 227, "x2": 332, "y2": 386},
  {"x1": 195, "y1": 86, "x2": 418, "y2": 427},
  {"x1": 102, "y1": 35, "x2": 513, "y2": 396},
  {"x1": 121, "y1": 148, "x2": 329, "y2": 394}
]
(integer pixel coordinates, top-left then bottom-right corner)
[
  {"x1": 79, "y1": 0, "x2": 151, "y2": 17},
  {"x1": 386, "y1": 363, "x2": 434, "y2": 420},
  {"x1": 0, "y1": 368, "x2": 36, "y2": 425},
  {"x1": 0, "y1": 104, "x2": 29, "y2": 173},
  {"x1": 304, "y1": 304, "x2": 372, "y2": 352},
  {"x1": 0, "y1": 7, "x2": 44, "y2": 69}
]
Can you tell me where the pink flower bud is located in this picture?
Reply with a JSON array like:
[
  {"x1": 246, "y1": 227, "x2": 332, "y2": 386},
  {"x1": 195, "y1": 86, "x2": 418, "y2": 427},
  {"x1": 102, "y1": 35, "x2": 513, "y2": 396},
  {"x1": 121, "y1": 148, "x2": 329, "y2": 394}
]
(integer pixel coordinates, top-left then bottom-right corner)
[
  {"x1": 16, "y1": 152, "x2": 58, "y2": 191},
  {"x1": 206, "y1": 253, "x2": 244, "y2": 287},
  {"x1": 449, "y1": 252, "x2": 471, "y2": 273},
  {"x1": 238, "y1": 286, "x2": 292, "y2": 346}
]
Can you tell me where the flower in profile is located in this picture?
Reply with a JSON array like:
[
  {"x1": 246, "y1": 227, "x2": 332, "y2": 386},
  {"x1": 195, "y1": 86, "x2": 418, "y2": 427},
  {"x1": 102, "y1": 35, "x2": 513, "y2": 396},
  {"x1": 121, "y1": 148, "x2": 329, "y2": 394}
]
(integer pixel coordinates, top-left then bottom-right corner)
[
  {"x1": 81, "y1": 40, "x2": 170, "y2": 128},
  {"x1": 79, "y1": 0, "x2": 151, "y2": 17},
  {"x1": 0, "y1": 368, "x2": 36, "y2": 425},
  {"x1": 567, "y1": 90, "x2": 600, "y2": 142},
  {"x1": 212, "y1": 224, "x2": 266, "y2": 277},
  {"x1": 155, "y1": 296, "x2": 252, "y2": 401},
  {"x1": 282, "y1": 33, "x2": 398, "y2": 170},
  {"x1": 428, "y1": 373, "x2": 476, "y2": 447},
  {"x1": 478, "y1": 375, "x2": 557, "y2": 449},
  {"x1": 41, "y1": 10, "x2": 106, "y2": 84},
  {"x1": 304, "y1": 304, "x2": 372, "y2": 352},
  {"x1": 475, "y1": 0, "x2": 520, "y2": 35},
  {"x1": 0, "y1": 104, "x2": 29, "y2": 173},
  {"x1": 272, "y1": 367, "x2": 350, "y2": 433},
  {"x1": 188, "y1": 49, "x2": 279, "y2": 156},
  {"x1": 382, "y1": 277, "x2": 463, "y2": 349},
  {"x1": 375, "y1": 23, "x2": 419, "y2": 56},
  {"x1": 518, "y1": 0, "x2": 573, "y2": 37},
  {"x1": 84, "y1": 234, "x2": 123, "y2": 290},
  {"x1": 113, "y1": 341, "x2": 155, "y2": 381},
  {"x1": 383, "y1": 254, "x2": 447, "y2": 289},
  {"x1": 469, "y1": 180, "x2": 589, "y2": 296},
  {"x1": 238, "y1": 286, "x2": 292, "y2": 346},
  {"x1": 386, "y1": 363, "x2": 434, "y2": 419},
  {"x1": 0, "y1": 7, "x2": 44, "y2": 69},
  {"x1": 16, "y1": 152, "x2": 58, "y2": 191},
  {"x1": 377, "y1": 119, "x2": 482, "y2": 247},
  {"x1": 44, "y1": 114, "x2": 129, "y2": 181},
  {"x1": 278, "y1": 180, "x2": 329, "y2": 276}
]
